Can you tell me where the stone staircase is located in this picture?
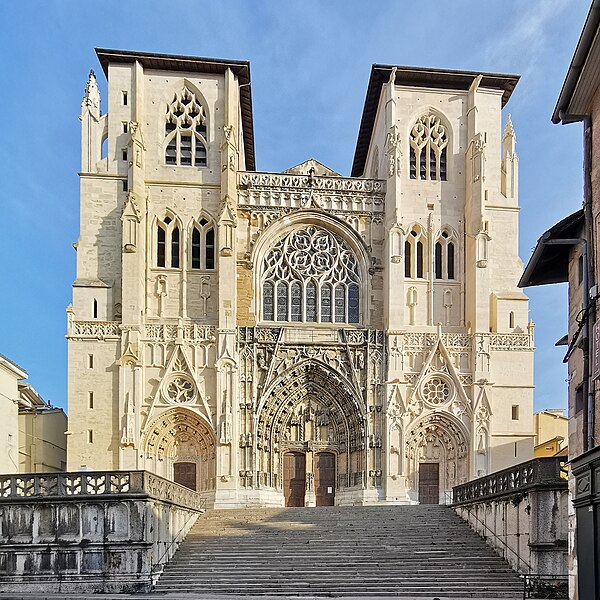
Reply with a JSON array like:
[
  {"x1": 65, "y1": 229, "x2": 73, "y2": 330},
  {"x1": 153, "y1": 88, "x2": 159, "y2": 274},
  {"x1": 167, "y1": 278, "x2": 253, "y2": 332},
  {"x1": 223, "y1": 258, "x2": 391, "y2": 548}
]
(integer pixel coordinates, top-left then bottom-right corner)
[{"x1": 154, "y1": 505, "x2": 525, "y2": 598}]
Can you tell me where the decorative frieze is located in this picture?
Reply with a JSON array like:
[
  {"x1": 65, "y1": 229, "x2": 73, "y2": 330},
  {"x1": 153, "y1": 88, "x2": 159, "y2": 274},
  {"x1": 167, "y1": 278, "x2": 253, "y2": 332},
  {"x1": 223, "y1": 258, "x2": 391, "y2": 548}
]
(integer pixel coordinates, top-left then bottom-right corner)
[
  {"x1": 144, "y1": 323, "x2": 216, "y2": 343},
  {"x1": 69, "y1": 320, "x2": 120, "y2": 340},
  {"x1": 238, "y1": 171, "x2": 385, "y2": 213}
]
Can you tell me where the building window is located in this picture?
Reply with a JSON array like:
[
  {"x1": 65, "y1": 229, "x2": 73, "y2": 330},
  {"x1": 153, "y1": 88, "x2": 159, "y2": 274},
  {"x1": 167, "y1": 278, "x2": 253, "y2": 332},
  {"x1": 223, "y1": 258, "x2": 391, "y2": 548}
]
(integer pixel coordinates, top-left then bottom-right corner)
[
  {"x1": 509, "y1": 311, "x2": 515, "y2": 329},
  {"x1": 88, "y1": 392, "x2": 94, "y2": 409},
  {"x1": 191, "y1": 218, "x2": 215, "y2": 270},
  {"x1": 122, "y1": 91, "x2": 128, "y2": 106},
  {"x1": 93, "y1": 299, "x2": 98, "y2": 319},
  {"x1": 511, "y1": 405, "x2": 519, "y2": 420},
  {"x1": 88, "y1": 430, "x2": 94, "y2": 443},
  {"x1": 87, "y1": 354, "x2": 94, "y2": 369},
  {"x1": 261, "y1": 226, "x2": 361, "y2": 324},
  {"x1": 575, "y1": 384, "x2": 584, "y2": 414},
  {"x1": 434, "y1": 228, "x2": 457, "y2": 280},
  {"x1": 156, "y1": 215, "x2": 180, "y2": 268},
  {"x1": 410, "y1": 113, "x2": 448, "y2": 181},
  {"x1": 164, "y1": 86, "x2": 208, "y2": 167},
  {"x1": 578, "y1": 254, "x2": 584, "y2": 284},
  {"x1": 405, "y1": 227, "x2": 426, "y2": 279}
]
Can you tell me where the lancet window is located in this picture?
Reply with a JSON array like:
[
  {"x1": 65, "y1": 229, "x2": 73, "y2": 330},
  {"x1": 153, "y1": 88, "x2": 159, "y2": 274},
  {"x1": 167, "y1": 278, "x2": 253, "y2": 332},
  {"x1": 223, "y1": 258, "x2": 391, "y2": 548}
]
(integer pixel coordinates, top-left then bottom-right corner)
[
  {"x1": 434, "y1": 228, "x2": 457, "y2": 280},
  {"x1": 262, "y1": 226, "x2": 361, "y2": 324},
  {"x1": 157, "y1": 216, "x2": 180, "y2": 268},
  {"x1": 404, "y1": 227, "x2": 426, "y2": 279},
  {"x1": 191, "y1": 218, "x2": 215, "y2": 270},
  {"x1": 164, "y1": 87, "x2": 208, "y2": 167},
  {"x1": 409, "y1": 114, "x2": 448, "y2": 181}
]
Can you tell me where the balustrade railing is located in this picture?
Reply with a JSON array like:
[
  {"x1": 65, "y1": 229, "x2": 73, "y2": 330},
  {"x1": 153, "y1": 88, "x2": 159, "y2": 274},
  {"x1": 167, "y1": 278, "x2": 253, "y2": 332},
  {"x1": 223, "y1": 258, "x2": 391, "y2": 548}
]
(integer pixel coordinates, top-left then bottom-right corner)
[
  {"x1": 0, "y1": 470, "x2": 206, "y2": 512},
  {"x1": 453, "y1": 457, "x2": 566, "y2": 505}
]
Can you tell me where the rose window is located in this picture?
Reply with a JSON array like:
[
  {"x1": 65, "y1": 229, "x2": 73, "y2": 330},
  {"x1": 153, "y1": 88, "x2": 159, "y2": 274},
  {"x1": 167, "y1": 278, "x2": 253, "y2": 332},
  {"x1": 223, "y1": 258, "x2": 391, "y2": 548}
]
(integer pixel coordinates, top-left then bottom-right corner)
[
  {"x1": 165, "y1": 375, "x2": 196, "y2": 404},
  {"x1": 261, "y1": 226, "x2": 361, "y2": 324},
  {"x1": 422, "y1": 377, "x2": 451, "y2": 406}
]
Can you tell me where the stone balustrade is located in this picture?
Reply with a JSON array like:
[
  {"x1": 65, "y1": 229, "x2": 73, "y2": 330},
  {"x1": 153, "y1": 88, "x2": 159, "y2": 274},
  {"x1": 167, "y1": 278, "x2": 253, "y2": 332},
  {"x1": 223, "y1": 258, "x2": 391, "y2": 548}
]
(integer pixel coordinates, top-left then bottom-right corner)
[
  {"x1": 0, "y1": 470, "x2": 206, "y2": 593},
  {"x1": 453, "y1": 458, "x2": 568, "y2": 597}
]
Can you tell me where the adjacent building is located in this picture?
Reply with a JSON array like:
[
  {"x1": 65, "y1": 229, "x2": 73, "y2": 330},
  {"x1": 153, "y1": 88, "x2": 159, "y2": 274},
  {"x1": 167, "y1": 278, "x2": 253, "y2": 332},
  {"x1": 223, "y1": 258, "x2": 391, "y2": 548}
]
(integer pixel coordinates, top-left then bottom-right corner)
[
  {"x1": 0, "y1": 353, "x2": 67, "y2": 475},
  {"x1": 520, "y1": 2, "x2": 600, "y2": 598},
  {"x1": 67, "y1": 49, "x2": 534, "y2": 508}
]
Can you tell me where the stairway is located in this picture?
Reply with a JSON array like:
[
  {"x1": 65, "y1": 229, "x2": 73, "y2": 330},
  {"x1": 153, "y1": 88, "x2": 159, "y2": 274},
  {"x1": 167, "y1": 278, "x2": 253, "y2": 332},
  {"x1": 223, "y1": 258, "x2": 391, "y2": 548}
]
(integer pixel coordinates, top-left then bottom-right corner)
[{"x1": 154, "y1": 505, "x2": 524, "y2": 598}]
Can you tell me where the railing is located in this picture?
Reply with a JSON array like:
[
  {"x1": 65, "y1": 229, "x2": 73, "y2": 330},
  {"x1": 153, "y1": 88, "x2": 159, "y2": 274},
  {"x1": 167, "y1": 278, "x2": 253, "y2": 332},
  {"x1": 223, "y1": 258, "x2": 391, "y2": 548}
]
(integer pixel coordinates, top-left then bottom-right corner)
[
  {"x1": 0, "y1": 470, "x2": 206, "y2": 512},
  {"x1": 453, "y1": 457, "x2": 567, "y2": 505}
]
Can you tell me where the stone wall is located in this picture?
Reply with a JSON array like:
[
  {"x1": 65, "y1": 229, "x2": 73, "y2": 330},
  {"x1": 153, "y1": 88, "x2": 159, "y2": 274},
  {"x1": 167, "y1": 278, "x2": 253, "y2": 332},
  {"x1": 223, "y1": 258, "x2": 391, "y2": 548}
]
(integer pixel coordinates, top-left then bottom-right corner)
[
  {"x1": 453, "y1": 457, "x2": 568, "y2": 596},
  {"x1": 0, "y1": 470, "x2": 204, "y2": 593}
]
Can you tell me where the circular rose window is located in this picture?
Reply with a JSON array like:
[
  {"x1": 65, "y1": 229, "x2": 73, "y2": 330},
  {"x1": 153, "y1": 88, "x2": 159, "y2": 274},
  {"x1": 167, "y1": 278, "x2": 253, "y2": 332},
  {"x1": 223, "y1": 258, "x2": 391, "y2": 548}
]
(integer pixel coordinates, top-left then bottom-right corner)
[
  {"x1": 165, "y1": 375, "x2": 196, "y2": 404},
  {"x1": 422, "y1": 376, "x2": 452, "y2": 406}
]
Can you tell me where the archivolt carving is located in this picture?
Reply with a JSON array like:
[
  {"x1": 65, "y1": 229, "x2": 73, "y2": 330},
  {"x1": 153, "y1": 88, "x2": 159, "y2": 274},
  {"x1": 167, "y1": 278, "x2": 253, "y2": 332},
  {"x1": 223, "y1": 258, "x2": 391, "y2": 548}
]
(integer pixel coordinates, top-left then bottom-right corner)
[
  {"x1": 256, "y1": 361, "x2": 366, "y2": 485},
  {"x1": 144, "y1": 408, "x2": 215, "y2": 461}
]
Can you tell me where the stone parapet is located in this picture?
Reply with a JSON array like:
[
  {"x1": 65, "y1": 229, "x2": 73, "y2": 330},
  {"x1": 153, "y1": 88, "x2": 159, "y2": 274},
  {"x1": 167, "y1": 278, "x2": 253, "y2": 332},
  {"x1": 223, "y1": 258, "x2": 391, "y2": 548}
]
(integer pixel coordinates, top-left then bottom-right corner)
[
  {"x1": 453, "y1": 458, "x2": 568, "y2": 597},
  {"x1": 0, "y1": 470, "x2": 205, "y2": 593}
]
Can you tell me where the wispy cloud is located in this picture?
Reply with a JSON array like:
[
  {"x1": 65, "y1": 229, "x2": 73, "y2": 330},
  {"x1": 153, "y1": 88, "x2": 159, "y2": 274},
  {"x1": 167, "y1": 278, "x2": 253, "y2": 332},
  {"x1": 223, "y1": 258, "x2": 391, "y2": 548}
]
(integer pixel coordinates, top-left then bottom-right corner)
[{"x1": 484, "y1": 0, "x2": 570, "y2": 77}]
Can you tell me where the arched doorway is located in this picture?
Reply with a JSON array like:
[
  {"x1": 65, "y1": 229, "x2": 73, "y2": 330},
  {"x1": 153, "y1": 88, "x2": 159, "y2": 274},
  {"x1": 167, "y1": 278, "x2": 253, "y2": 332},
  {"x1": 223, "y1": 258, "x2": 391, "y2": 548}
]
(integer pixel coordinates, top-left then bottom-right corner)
[
  {"x1": 143, "y1": 408, "x2": 216, "y2": 493},
  {"x1": 257, "y1": 360, "x2": 365, "y2": 506},
  {"x1": 405, "y1": 413, "x2": 469, "y2": 504}
]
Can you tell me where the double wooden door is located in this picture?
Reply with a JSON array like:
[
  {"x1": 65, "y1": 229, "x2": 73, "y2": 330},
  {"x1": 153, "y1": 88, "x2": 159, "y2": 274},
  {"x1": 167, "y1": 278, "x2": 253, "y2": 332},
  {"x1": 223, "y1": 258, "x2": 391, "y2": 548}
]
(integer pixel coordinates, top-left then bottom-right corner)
[
  {"x1": 283, "y1": 452, "x2": 336, "y2": 507},
  {"x1": 418, "y1": 463, "x2": 440, "y2": 504}
]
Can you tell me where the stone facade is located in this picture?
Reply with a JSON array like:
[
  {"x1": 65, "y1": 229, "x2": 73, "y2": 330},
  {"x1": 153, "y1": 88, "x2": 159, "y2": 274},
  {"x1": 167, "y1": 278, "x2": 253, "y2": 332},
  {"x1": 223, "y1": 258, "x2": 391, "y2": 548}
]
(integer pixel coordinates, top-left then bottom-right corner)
[{"x1": 67, "y1": 50, "x2": 534, "y2": 508}]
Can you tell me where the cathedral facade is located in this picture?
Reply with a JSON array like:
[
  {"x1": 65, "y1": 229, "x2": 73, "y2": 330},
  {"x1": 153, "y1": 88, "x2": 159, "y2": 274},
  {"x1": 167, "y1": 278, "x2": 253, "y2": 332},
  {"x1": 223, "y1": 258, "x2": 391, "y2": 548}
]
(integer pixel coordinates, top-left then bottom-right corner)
[{"x1": 67, "y1": 49, "x2": 534, "y2": 507}]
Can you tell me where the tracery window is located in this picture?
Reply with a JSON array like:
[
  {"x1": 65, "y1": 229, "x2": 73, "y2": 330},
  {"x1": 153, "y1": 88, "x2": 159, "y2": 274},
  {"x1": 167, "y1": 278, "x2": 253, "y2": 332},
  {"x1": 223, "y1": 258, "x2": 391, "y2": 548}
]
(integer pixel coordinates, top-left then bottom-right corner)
[
  {"x1": 262, "y1": 226, "x2": 361, "y2": 324},
  {"x1": 434, "y1": 228, "x2": 456, "y2": 280},
  {"x1": 165, "y1": 87, "x2": 208, "y2": 167},
  {"x1": 191, "y1": 218, "x2": 215, "y2": 270},
  {"x1": 404, "y1": 227, "x2": 426, "y2": 279},
  {"x1": 410, "y1": 114, "x2": 448, "y2": 181},
  {"x1": 156, "y1": 216, "x2": 181, "y2": 268}
]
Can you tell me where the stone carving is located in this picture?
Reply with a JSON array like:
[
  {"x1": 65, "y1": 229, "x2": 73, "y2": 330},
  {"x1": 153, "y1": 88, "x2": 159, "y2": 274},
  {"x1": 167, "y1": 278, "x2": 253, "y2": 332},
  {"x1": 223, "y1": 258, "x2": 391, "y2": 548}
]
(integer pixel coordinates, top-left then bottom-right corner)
[
  {"x1": 70, "y1": 321, "x2": 120, "y2": 339},
  {"x1": 144, "y1": 324, "x2": 216, "y2": 343},
  {"x1": 238, "y1": 172, "x2": 385, "y2": 214},
  {"x1": 165, "y1": 374, "x2": 196, "y2": 404}
]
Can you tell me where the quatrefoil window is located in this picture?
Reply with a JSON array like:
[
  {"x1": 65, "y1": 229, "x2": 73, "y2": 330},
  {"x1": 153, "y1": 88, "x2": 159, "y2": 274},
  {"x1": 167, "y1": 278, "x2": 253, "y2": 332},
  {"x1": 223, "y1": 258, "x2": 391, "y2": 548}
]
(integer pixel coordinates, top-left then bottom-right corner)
[
  {"x1": 165, "y1": 375, "x2": 196, "y2": 404},
  {"x1": 422, "y1": 376, "x2": 452, "y2": 406}
]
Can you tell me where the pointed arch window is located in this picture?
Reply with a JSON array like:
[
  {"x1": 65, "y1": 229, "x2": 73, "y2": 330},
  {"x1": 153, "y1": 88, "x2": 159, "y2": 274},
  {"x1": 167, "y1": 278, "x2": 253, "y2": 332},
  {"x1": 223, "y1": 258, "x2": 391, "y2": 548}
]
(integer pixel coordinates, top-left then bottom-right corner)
[
  {"x1": 261, "y1": 226, "x2": 361, "y2": 324},
  {"x1": 190, "y1": 217, "x2": 216, "y2": 270},
  {"x1": 165, "y1": 86, "x2": 208, "y2": 167},
  {"x1": 156, "y1": 215, "x2": 181, "y2": 268},
  {"x1": 409, "y1": 114, "x2": 448, "y2": 181},
  {"x1": 405, "y1": 228, "x2": 426, "y2": 279},
  {"x1": 434, "y1": 228, "x2": 457, "y2": 280}
]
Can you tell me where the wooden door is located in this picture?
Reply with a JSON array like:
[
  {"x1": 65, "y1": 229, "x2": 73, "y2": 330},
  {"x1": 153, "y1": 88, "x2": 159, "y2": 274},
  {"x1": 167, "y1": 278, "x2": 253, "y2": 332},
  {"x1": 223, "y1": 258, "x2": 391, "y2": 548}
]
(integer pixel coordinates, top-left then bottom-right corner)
[
  {"x1": 315, "y1": 452, "x2": 335, "y2": 506},
  {"x1": 284, "y1": 452, "x2": 306, "y2": 507},
  {"x1": 174, "y1": 462, "x2": 196, "y2": 491},
  {"x1": 419, "y1": 463, "x2": 439, "y2": 504}
]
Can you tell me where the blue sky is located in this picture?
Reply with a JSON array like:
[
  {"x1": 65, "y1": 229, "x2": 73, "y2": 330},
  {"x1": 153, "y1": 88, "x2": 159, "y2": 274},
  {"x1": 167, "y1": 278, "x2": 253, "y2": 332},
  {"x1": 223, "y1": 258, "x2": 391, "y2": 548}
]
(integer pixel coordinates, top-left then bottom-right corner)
[{"x1": 0, "y1": 0, "x2": 590, "y2": 412}]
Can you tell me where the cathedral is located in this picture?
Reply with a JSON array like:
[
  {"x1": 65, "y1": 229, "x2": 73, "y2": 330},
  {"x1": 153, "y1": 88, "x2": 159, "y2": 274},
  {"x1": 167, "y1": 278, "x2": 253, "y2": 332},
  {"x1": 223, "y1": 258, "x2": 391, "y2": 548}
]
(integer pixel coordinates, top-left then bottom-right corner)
[{"x1": 67, "y1": 49, "x2": 534, "y2": 507}]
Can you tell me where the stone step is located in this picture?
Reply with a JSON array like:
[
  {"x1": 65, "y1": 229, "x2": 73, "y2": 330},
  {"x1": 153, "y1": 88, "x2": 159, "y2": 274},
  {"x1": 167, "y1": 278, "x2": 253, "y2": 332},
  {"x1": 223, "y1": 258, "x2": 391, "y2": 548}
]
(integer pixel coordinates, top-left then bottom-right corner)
[{"x1": 154, "y1": 505, "x2": 524, "y2": 599}]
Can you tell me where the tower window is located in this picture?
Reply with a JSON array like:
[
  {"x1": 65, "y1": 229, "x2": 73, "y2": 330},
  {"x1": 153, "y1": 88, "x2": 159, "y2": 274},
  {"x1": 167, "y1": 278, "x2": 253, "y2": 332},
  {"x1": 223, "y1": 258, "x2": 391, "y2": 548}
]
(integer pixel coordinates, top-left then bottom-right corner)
[
  {"x1": 434, "y1": 228, "x2": 457, "y2": 280},
  {"x1": 122, "y1": 91, "x2": 128, "y2": 106},
  {"x1": 164, "y1": 86, "x2": 208, "y2": 167},
  {"x1": 190, "y1": 218, "x2": 216, "y2": 270},
  {"x1": 511, "y1": 405, "x2": 520, "y2": 420},
  {"x1": 93, "y1": 299, "x2": 98, "y2": 319},
  {"x1": 156, "y1": 215, "x2": 181, "y2": 268},
  {"x1": 87, "y1": 354, "x2": 94, "y2": 369},
  {"x1": 88, "y1": 430, "x2": 94, "y2": 443},
  {"x1": 405, "y1": 227, "x2": 426, "y2": 279},
  {"x1": 410, "y1": 113, "x2": 448, "y2": 181},
  {"x1": 88, "y1": 392, "x2": 94, "y2": 409},
  {"x1": 122, "y1": 122, "x2": 128, "y2": 134}
]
